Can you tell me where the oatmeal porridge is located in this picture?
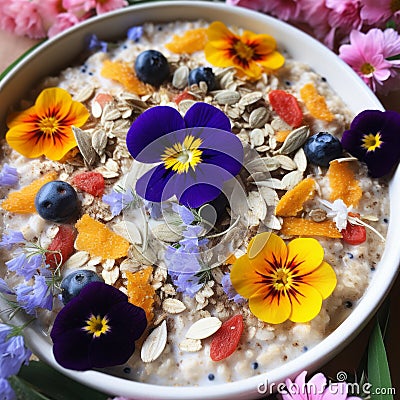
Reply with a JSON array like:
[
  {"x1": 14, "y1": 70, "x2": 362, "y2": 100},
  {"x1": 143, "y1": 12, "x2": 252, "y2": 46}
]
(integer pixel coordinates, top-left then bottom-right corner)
[{"x1": 0, "y1": 19, "x2": 390, "y2": 386}]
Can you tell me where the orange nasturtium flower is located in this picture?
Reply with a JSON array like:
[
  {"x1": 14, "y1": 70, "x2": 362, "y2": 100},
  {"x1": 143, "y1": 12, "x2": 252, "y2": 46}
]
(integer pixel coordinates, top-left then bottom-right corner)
[
  {"x1": 205, "y1": 21, "x2": 285, "y2": 80},
  {"x1": 6, "y1": 87, "x2": 89, "y2": 161},
  {"x1": 230, "y1": 232, "x2": 336, "y2": 324}
]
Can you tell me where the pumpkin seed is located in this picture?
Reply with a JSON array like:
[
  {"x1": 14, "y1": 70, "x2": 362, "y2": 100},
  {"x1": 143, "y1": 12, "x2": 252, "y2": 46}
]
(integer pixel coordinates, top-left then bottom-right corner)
[
  {"x1": 185, "y1": 317, "x2": 222, "y2": 340},
  {"x1": 141, "y1": 320, "x2": 168, "y2": 363}
]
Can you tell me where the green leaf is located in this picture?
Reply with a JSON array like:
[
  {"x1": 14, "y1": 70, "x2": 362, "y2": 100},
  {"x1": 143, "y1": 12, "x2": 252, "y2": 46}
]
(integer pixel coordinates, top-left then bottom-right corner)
[
  {"x1": 8, "y1": 376, "x2": 52, "y2": 400},
  {"x1": 17, "y1": 361, "x2": 108, "y2": 400},
  {"x1": 367, "y1": 319, "x2": 394, "y2": 400},
  {"x1": 0, "y1": 41, "x2": 45, "y2": 82},
  {"x1": 386, "y1": 20, "x2": 397, "y2": 30}
]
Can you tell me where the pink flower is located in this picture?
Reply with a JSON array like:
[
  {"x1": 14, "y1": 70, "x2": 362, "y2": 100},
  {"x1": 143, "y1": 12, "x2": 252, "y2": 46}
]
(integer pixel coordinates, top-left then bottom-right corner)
[
  {"x1": 326, "y1": 0, "x2": 363, "y2": 39},
  {"x1": 0, "y1": 0, "x2": 46, "y2": 39},
  {"x1": 36, "y1": 0, "x2": 66, "y2": 32},
  {"x1": 62, "y1": 0, "x2": 95, "y2": 16},
  {"x1": 47, "y1": 12, "x2": 80, "y2": 37},
  {"x1": 360, "y1": 0, "x2": 400, "y2": 25},
  {"x1": 94, "y1": 0, "x2": 128, "y2": 14},
  {"x1": 225, "y1": 0, "x2": 265, "y2": 10},
  {"x1": 282, "y1": 371, "x2": 362, "y2": 400},
  {"x1": 339, "y1": 29, "x2": 395, "y2": 91},
  {"x1": 262, "y1": 0, "x2": 302, "y2": 21}
]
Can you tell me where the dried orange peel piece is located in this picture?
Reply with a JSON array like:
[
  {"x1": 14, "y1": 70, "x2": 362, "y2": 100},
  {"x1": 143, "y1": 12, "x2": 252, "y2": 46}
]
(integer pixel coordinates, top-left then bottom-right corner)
[
  {"x1": 101, "y1": 59, "x2": 148, "y2": 95},
  {"x1": 275, "y1": 130, "x2": 291, "y2": 142},
  {"x1": 1, "y1": 171, "x2": 58, "y2": 214},
  {"x1": 275, "y1": 178, "x2": 316, "y2": 217},
  {"x1": 328, "y1": 160, "x2": 362, "y2": 207},
  {"x1": 126, "y1": 266, "x2": 155, "y2": 322},
  {"x1": 281, "y1": 217, "x2": 342, "y2": 238},
  {"x1": 75, "y1": 214, "x2": 130, "y2": 259},
  {"x1": 300, "y1": 83, "x2": 335, "y2": 122},
  {"x1": 165, "y1": 28, "x2": 207, "y2": 54}
]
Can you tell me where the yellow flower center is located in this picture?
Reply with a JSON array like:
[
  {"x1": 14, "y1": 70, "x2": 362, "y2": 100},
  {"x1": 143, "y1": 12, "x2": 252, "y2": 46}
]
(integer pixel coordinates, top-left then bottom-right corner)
[
  {"x1": 161, "y1": 135, "x2": 203, "y2": 174},
  {"x1": 233, "y1": 40, "x2": 254, "y2": 62},
  {"x1": 82, "y1": 314, "x2": 110, "y2": 338},
  {"x1": 362, "y1": 132, "x2": 382, "y2": 152},
  {"x1": 391, "y1": 0, "x2": 400, "y2": 12},
  {"x1": 38, "y1": 116, "x2": 60, "y2": 136},
  {"x1": 360, "y1": 62, "x2": 375, "y2": 76},
  {"x1": 272, "y1": 267, "x2": 293, "y2": 291}
]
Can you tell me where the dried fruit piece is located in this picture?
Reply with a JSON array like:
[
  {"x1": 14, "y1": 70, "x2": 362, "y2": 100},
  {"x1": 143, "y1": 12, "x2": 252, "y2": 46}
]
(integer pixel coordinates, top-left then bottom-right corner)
[
  {"x1": 268, "y1": 90, "x2": 303, "y2": 128},
  {"x1": 126, "y1": 266, "x2": 155, "y2": 322},
  {"x1": 341, "y1": 212, "x2": 367, "y2": 245},
  {"x1": 280, "y1": 217, "x2": 342, "y2": 238},
  {"x1": 101, "y1": 59, "x2": 148, "y2": 95},
  {"x1": 165, "y1": 28, "x2": 207, "y2": 54},
  {"x1": 275, "y1": 130, "x2": 291, "y2": 142},
  {"x1": 45, "y1": 225, "x2": 77, "y2": 270},
  {"x1": 225, "y1": 254, "x2": 237, "y2": 265},
  {"x1": 71, "y1": 171, "x2": 105, "y2": 197},
  {"x1": 210, "y1": 314, "x2": 244, "y2": 361},
  {"x1": 299, "y1": 83, "x2": 334, "y2": 122},
  {"x1": 75, "y1": 214, "x2": 130, "y2": 259},
  {"x1": 1, "y1": 172, "x2": 58, "y2": 214},
  {"x1": 328, "y1": 160, "x2": 362, "y2": 207},
  {"x1": 173, "y1": 91, "x2": 195, "y2": 104},
  {"x1": 275, "y1": 178, "x2": 316, "y2": 217}
]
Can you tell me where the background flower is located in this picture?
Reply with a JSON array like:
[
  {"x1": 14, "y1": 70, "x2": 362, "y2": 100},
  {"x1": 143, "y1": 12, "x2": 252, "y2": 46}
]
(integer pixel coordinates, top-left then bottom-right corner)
[
  {"x1": 231, "y1": 232, "x2": 336, "y2": 324},
  {"x1": 0, "y1": 164, "x2": 19, "y2": 187},
  {"x1": 51, "y1": 282, "x2": 147, "y2": 371}
]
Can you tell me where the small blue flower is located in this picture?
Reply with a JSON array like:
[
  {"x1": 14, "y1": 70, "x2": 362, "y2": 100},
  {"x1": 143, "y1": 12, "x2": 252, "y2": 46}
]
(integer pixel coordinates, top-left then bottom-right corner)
[
  {"x1": 127, "y1": 26, "x2": 143, "y2": 42},
  {"x1": 87, "y1": 34, "x2": 108, "y2": 52},
  {"x1": 15, "y1": 275, "x2": 53, "y2": 315},
  {"x1": 221, "y1": 273, "x2": 246, "y2": 304},
  {"x1": 145, "y1": 201, "x2": 162, "y2": 220},
  {"x1": 0, "y1": 377, "x2": 15, "y2": 400},
  {"x1": 0, "y1": 164, "x2": 19, "y2": 187},
  {"x1": 6, "y1": 254, "x2": 42, "y2": 281},
  {"x1": 102, "y1": 189, "x2": 134, "y2": 217},
  {"x1": 0, "y1": 278, "x2": 14, "y2": 295},
  {"x1": 171, "y1": 203, "x2": 195, "y2": 225},
  {"x1": 0, "y1": 231, "x2": 25, "y2": 250},
  {"x1": 0, "y1": 334, "x2": 31, "y2": 378}
]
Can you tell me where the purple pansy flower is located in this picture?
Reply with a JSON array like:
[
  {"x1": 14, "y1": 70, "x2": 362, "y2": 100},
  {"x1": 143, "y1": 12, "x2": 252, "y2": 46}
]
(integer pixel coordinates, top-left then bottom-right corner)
[
  {"x1": 0, "y1": 231, "x2": 25, "y2": 250},
  {"x1": 341, "y1": 110, "x2": 400, "y2": 177},
  {"x1": 126, "y1": 103, "x2": 244, "y2": 208},
  {"x1": 0, "y1": 164, "x2": 19, "y2": 187},
  {"x1": 50, "y1": 282, "x2": 146, "y2": 371}
]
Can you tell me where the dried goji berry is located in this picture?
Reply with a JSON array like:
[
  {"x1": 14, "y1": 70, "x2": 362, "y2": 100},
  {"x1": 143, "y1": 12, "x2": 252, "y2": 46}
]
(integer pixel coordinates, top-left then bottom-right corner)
[
  {"x1": 45, "y1": 225, "x2": 76, "y2": 269},
  {"x1": 173, "y1": 91, "x2": 195, "y2": 104},
  {"x1": 71, "y1": 171, "x2": 105, "y2": 197},
  {"x1": 268, "y1": 90, "x2": 303, "y2": 128},
  {"x1": 341, "y1": 213, "x2": 366, "y2": 245},
  {"x1": 210, "y1": 314, "x2": 244, "y2": 361}
]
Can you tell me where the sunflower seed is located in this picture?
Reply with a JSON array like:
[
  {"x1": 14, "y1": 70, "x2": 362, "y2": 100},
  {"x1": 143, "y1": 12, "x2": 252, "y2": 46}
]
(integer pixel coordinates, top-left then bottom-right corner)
[
  {"x1": 162, "y1": 298, "x2": 186, "y2": 314},
  {"x1": 271, "y1": 117, "x2": 292, "y2": 132},
  {"x1": 101, "y1": 103, "x2": 122, "y2": 123},
  {"x1": 179, "y1": 99, "x2": 196, "y2": 114},
  {"x1": 239, "y1": 91, "x2": 262, "y2": 106},
  {"x1": 91, "y1": 129, "x2": 108, "y2": 156},
  {"x1": 185, "y1": 317, "x2": 222, "y2": 340},
  {"x1": 119, "y1": 258, "x2": 141, "y2": 273},
  {"x1": 253, "y1": 178, "x2": 284, "y2": 190},
  {"x1": 249, "y1": 128, "x2": 265, "y2": 148},
  {"x1": 255, "y1": 145, "x2": 269, "y2": 152},
  {"x1": 172, "y1": 66, "x2": 189, "y2": 89},
  {"x1": 294, "y1": 148, "x2": 307, "y2": 172},
  {"x1": 273, "y1": 155, "x2": 297, "y2": 170},
  {"x1": 72, "y1": 126, "x2": 97, "y2": 166},
  {"x1": 278, "y1": 126, "x2": 310, "y2": 155},
  {"x1": 249, "y1": 107, "x2": 269, "y2": 128},
  {"x1": 141, "y1": 320, "x2": 167, "y2": 363},
  {"x1": 214, "y1": 90, "x2": 241, "y2": 105},
  {"x1": 281, "y1": 170, "x2": 303, "y2": 190},
  {"x1": 179, "y1": 338, "x2": 202, "y2": 352},
  {"x1": 310, "y1": 208, "x2": 327, "y2": 222},
  {"x1": 248, "y1": 191, "x2": 267, "y2": 221}
]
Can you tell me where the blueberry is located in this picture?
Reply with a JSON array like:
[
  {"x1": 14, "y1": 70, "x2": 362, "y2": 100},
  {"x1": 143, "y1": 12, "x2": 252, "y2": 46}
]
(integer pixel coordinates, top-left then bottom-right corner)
[
  {"x1": 61, "y1": 270, "x2": 103, "y2": 304},
  {"x1": 134, "y1": 50, "x2": 170, "y2": 86},
  {"x1": 303, "y1": 132, "x2": 343, "y2": 167},
  {"x1": 35, "y1": 181, "x2": 79, "y2": 223},
  {"x1": 188, "y1": 67, "x2": 216, "y2": 91}
]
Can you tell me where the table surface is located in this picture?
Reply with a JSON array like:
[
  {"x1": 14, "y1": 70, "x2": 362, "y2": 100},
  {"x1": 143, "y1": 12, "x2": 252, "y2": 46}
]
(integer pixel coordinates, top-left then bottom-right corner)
[{"x1": 0, "y1": 27, "x2": 399, "y2": 394}]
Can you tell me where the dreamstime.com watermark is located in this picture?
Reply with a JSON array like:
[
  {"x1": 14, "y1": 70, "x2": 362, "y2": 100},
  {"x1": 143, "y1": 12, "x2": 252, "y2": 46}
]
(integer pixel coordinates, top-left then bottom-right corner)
[{"x1": 257, "y1": 371, "x2": 396, "y2": 396}]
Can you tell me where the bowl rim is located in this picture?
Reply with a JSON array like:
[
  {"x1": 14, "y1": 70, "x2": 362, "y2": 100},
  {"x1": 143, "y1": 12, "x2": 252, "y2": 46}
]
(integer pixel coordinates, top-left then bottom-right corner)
[{"x1": 1, "y1": 1, "x2": 399, "y2": 399}]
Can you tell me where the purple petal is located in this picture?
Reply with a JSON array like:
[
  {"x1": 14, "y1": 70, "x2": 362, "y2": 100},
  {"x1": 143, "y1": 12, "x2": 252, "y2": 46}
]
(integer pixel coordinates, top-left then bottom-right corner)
[
  {"x1": 184, "y1": 102, "x2": 231, "y2": 132},
  {"x1": 179, "y1": 183, "x2": 222, "y2": 208},
  {"x1": 126, "y1": 106, "x2": 185, "y2": 162},
  {"x1": 127, "y1": 26, "x2": 143, "y2": 42},
  {"x1": 135, "y1": 165, "x2": 176, "y2": 203},
  {"x1": 0, "y1": 164, "x2": 19, "y2": 187}
]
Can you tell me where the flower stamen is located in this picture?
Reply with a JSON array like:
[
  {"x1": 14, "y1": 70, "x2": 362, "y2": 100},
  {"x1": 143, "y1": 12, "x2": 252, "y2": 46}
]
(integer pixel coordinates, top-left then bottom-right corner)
[
  {"x1": 360, "y1": 62, "x2": 375, "y2": 76},
  {"x1": 83, "y1": 314, "x2": 110, "y2": 338},
  {"x1": 362, "y1": 132, "x2": 382, "y2": 152}
]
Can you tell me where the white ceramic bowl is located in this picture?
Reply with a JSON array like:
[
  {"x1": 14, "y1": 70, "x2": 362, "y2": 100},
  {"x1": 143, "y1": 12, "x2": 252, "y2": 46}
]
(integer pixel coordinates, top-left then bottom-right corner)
[{"x1": 1, "y1": 2, "x2": 399, "y2": 399}]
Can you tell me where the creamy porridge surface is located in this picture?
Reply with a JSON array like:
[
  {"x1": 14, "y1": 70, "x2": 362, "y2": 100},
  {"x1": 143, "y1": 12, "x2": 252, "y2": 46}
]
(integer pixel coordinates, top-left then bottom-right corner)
[{"x1": 0, "y1": 20, "x2": 389, "y2": 386}]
